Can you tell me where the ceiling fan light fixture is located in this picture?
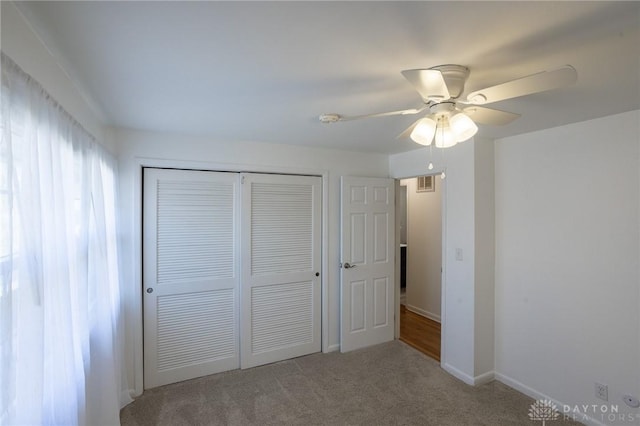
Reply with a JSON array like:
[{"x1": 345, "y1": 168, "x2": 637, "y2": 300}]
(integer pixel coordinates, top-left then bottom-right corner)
[
  {"x1": 410, "y1": 117, "x2": 437, "y2": 146},
  {"x1": 450, "y1": 112, "x2": 478, "y2": 142},
  {"x1": 434, "y1": 118, "x2": 457, "y2": 148}
]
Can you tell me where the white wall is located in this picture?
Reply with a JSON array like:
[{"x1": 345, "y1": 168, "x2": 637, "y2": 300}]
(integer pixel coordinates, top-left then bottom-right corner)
[
  {"x1": 389, "y1": 139, "x2": 495, "y2": 384},
  {"x1": 1, "y1": 1, "x2": 109, "y2": 149},
  {"x1": 474, "y1": 139, "x2": 495, "y2": 376},
  {"x1": 115, "y1": 128, "x2": 390, "y2": 395},
  {"x1": 404, "y1": 177, "x2": 442, "y2": 322},
  {"x1": 494, "y1": 110, "x2": 640, "y2": 425}
]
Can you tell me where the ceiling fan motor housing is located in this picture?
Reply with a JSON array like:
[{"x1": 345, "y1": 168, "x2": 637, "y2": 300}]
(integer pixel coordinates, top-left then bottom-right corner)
[
  {"x1": 430, "y1": 101, "x2": 457, "y2": 116},
  {"x1": 429, "y1": 64, "x2": 470, "y2": 99}
]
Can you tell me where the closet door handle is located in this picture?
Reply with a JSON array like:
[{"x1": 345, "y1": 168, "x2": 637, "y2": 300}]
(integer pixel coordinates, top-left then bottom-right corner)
[{"x1": 343, "y1": 262, "x2": 356, "y2": 269}]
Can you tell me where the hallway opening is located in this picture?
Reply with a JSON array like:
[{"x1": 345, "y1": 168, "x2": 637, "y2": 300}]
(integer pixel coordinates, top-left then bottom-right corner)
[{"x1": 397, "y1": 176, "x2": 442, "y2": 361}]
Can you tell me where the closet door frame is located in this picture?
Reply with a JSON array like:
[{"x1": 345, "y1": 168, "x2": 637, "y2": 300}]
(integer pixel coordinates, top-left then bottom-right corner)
[{"x1": 130, "y1": 159, "x2": 329, "y2": 396}]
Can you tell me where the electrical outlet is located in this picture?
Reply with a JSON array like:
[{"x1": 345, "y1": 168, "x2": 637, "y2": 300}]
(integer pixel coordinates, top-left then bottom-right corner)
[{"x1": 595, "y1": 382, "x2": 608, "y2": 401}]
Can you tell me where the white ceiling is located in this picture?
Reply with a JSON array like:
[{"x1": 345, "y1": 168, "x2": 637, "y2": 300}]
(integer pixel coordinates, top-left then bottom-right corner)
[{"x1": 17, "y1": 1, "x2": 640, "y2": 154}]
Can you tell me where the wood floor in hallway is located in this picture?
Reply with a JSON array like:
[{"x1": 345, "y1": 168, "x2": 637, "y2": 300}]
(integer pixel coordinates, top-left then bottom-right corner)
[{"x1": 399, "y1": 304, "x2": 441, "y2": 362}]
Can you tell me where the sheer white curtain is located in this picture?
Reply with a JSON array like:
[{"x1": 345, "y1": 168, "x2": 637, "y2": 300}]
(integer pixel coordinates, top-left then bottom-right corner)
[{"x1": 1, "y1": 53, "x2": 131, "y2": 425}]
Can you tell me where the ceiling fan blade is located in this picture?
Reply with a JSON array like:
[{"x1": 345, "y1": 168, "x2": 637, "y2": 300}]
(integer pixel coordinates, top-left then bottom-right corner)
[
  {"x1": 396, "y1": 119, "x2": 420, "y2": 139},
  {"x1": 401, "y1": 69, "x2": 450, "y2": 102},
  {"x1": 463, "y1": 106, "x2": 521, "y2": 125},
  {"x1": 466, "y1": 65, "x2": 577, "y2": 105},
  {"x1": 321, "y1": 106, "x2": 426, "y2": 123}
]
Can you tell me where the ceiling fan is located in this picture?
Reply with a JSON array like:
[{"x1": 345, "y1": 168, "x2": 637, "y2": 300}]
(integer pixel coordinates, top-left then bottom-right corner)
[{"x1": 319, "y1": 64, "x2": 577, "y2": 148}]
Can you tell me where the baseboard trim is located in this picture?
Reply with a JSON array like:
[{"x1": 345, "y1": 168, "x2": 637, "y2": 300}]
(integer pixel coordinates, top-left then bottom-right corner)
[
  {"x1": 326, "y1": 343, "x2": 340, "y2": 353},
  {"x1": 441, "y1": 363, "x2": 495, "y2": 386},
  {"x1": 406, "y1": 304, "x2": 441, "y2": 323},
  {"x1": 474, "y1": 370, "x2": 495, "y2": 385},
  {"x1": 442, "y1": 363, "x2": 475, "y2": 385},
  {"x1": 495, "y1": 372, "x2": 607, "y2": 426}
]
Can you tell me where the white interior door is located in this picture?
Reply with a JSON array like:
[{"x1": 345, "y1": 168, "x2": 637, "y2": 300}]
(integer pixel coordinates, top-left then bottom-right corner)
[
  {"x1": 340, "y1": 176, "x2": 395, "y2": 352},
  {"x1": 143, "y1": 168, "x2": 239, "y2": 389},
  {"x1": 241, "y1": 173, "x2": 322, "y2": 368}
]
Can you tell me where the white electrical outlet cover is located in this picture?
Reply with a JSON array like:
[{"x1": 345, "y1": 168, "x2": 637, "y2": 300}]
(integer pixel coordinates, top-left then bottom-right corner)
[{"x1": 623, "y1": 395, "x2": 640, "y2": 408}]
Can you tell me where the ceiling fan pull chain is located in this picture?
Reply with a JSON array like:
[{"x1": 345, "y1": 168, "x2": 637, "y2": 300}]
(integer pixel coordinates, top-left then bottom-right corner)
[
  {"x1": 440, "y1": 135, "x2": 446, "y2": 179},
  {"x1": 428, "y1": 144, "x2": 434, "y2": 170}
]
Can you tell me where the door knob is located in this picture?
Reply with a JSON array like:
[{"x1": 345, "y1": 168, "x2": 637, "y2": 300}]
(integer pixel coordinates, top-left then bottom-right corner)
[{"x1": 343, "y1": 262, "x2": 356, "y2": 269}]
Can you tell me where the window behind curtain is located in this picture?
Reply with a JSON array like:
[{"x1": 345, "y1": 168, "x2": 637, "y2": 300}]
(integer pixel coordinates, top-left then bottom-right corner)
[{"x1": 0, "y1": 52, "x2": 130, "y2": 426}]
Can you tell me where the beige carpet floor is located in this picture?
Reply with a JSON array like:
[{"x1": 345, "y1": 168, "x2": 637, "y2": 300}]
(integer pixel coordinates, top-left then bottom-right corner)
[{"x1": 120, "y1": 340, "x2": 582, "y2": 425}]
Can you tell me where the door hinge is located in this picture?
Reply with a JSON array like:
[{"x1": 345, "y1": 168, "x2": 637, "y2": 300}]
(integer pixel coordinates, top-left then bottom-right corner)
[{"x1": 241, "y1": 175, "x2": 245, "y2": 184}]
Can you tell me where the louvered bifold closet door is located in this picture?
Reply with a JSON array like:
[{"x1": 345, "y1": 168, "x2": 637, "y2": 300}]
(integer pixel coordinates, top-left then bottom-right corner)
[
  {"x1": 143, "y1": 168, "x2": 239, "y2": 389},
  {"x1": 240, "y1": 173, "x2": 322, "y2": 368}
]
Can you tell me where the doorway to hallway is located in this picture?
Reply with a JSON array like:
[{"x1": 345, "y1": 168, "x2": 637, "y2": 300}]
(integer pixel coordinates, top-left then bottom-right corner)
[
  {"x1": 400, "y1": 305, "x2": 441, "y2": 361},
  {"x1": 397, "y1": 176, "x2": 442, "y2": 361}
]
